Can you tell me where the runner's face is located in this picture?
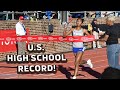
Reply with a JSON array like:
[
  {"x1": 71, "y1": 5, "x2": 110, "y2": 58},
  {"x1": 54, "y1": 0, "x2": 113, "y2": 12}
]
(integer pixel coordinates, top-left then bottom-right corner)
[{"x1": 76, "y1": 19, "x2": 82, "y2": 26}]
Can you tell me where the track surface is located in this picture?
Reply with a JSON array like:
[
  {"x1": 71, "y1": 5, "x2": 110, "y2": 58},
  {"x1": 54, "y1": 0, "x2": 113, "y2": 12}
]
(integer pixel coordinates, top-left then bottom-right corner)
[{"x1": 0, "y1": 48, "x2": 108, "y2": 79}]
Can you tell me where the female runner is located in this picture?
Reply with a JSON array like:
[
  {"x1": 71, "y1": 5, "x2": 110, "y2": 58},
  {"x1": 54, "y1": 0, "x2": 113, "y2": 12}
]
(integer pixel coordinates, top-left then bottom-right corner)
[{"x1": 63, "y1": 18, "x2": 93, "y2": 79}]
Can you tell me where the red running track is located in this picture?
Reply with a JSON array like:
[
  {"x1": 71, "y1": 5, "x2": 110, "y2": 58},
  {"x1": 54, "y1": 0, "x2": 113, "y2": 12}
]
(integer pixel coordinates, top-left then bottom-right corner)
[{"x1": 0, "y1": 48, "x2": 108, "y2": 79}]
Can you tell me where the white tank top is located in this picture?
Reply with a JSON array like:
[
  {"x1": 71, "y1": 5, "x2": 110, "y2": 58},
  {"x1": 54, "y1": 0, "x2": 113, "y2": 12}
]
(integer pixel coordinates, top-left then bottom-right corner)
[{"x1": 72, "y1": 28, "x2": 84, "y2": 48}]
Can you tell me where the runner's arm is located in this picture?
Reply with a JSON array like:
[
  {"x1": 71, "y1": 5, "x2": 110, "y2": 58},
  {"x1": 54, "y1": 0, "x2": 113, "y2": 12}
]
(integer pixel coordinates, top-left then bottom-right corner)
[
  {"x1": 63, "y1": 28, "x2": 74, "y2": 38},
  {"x1": 83, "y1": 29, "x2": 90, "y2": 35}
]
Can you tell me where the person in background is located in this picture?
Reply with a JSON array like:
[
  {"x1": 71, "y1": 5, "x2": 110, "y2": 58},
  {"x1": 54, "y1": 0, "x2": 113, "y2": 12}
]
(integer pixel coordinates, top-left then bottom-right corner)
[
  {"x1": 52, "y1": 11, "x2": 57, "y2": 19},
  {"x1": 87, "y1": 20, "x2": 93, "y2": 49},
  {"x1": 16, "y1": 16, "x2": 27, "y2": 55},
  {"x1": 89, "y1": 11, "x2": 96, "y2": 18},
  {"x1": 95, "y1": 11, "x2": 101, "y2": 18},
  {"x1": 67, "y1": 14, "x2": 73, "y2": 29},
  {"x1": 88, "y1": 20, "x2": 93, "y2": 34},
  {"x1": 101, "y1": 11, "x2": 107, "y2": 17},
  {"x1": 115, "y1": 11, "x2": 120, "y2": 17},
  {"x1": 91, "y1": 18, "x2": 102, "y2": 49},
  {"x1": 46, "y1": 11, "x2": 52, "y2": 20},
  {"x1": 98, "y1": 16, "x2": 120, "y2": 70},
  {"x1": 63, "y1": 14, "x2": 73, "y2": 32},
  {"x1": 106, "y1": 11, "x2": 115, "y2": 17},
  {"x1": 43, "y1": 11, "x2": 55, "y2": 24},
  {"x1": 30, "y1": 15, "x2": 35, "y2": 22},
  {"x1": 24, "y1": 14, "x2": 29, "y2": 20}
]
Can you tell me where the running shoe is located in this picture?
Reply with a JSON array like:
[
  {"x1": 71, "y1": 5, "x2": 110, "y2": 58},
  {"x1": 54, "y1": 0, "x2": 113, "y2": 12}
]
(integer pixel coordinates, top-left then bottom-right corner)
[
  {"x1": 87, "y1": 59, "x2": 93, "y2": 68},
  {"x1": 72, "y1": 76, "x2": 77, "y2": 79}
]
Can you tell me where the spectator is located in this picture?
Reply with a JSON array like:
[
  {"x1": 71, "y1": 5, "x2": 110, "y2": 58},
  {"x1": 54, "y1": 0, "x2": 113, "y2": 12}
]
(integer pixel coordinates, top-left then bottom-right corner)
[
  {"x1": 101, "y1": 11, "x2": 107, "y2": 17},
  {"x1": 30, "y1": 16, "x2": 34, "y2": 21},
  {"x1": 62, "y1": 14, "x2": 73, "y2": 31},
  {"x1": 87, "y1": 20, "x2": 93, "y2": 49},
  {"x1": 43, "y1": 11, "x2": 55, "y2": 22},
  {"x1": 67, "y1": 14, "x2": 73, "y2": 28},
  {"x1": 95, "y1": 11, "x2": 101, "y2": 18},
  {"x1": 91, "y1": 18, "x2": 102, "y2": 48},
  {"x1": 115, "y1": 11, "x2": 120, "y2": 17},
  {"x1": 24, "y1": 14, "x2": 29, "y2": 20},
  {"x1": 101, "y1": 11, "x2": 115, "y2": 17},
  {"x1": 89, "y1": 11, "x2": 96, "y2": 18},
  {"x1": 87, "y1": 20, "x2": 93, "y2": 34},
  {"x1": 52, "y1": 11, "x2": 57, "y2": 19},
  {"x1": 106, "y1": 11, "x2": 115, "y2": 17},
  {"x1": 45, "y1": 11, "x2": 52, "y2": 21}
]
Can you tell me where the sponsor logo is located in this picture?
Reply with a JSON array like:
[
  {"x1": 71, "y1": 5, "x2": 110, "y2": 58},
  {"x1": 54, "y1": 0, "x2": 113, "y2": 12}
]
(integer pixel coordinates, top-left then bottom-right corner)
[
  {"x1": 27, "y1": 37, "x2": 33, "y2": 41},
  {"x1": 48, "y1": 37, "x2": 54, "y2": 40},
  {"x1": 69, "y1": 37, "x2": 74, "y2": 41},
  {"x1": 17, "y1": 37, "x2": 22, "y2": 41},
  {"x1": 81, "y1": 37, "x2": 94, "y2": 42},
  {"x1": 38, "y1": 37, "x2": 43, "y2": 40},
  {"x1": 59, "y1": 37, "x2": 64, "y2": 41},
  {"x1": 6, "y1": 37, "x2": 11, "y2": 41}
]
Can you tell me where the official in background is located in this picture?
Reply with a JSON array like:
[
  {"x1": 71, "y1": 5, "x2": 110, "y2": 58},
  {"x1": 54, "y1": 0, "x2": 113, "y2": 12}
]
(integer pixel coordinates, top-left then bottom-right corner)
[
  {"x1": 98, "y1": 16, "x2": 120, "y2": 70},
  {"x1": 16, "y1": 16, "x2": 27, "y2": 55}
]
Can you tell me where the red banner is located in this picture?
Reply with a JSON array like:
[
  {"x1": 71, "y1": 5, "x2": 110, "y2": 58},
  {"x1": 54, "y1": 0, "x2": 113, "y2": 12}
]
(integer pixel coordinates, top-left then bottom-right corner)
[
  {"x1": 0, "y1": 29, "x2": 95, "y2": 52},
  {"x1": 0, "y1": 29, "x2": 29, "y2": 52},
  {"x1": 0, "y1": 35, "x2": 95, "y2": 42}
]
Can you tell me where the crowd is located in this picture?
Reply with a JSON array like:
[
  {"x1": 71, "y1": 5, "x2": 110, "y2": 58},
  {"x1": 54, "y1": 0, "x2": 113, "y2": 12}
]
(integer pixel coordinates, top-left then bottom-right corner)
[
  {"x1": 23, "y1": 11, "x2": 57, "y2": 21},
  {"x1": 71, "y1": 11, "x2": 120, "y2": 19}
]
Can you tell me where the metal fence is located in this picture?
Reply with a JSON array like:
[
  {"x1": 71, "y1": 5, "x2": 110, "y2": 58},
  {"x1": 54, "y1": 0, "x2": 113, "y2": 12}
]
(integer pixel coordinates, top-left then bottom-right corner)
[
  {"x1": 0, "y1": 11, "x2": 58, "y2": 20},
  {"x1": 0, "y1": 11, "x2": 120, "y2": 20}
]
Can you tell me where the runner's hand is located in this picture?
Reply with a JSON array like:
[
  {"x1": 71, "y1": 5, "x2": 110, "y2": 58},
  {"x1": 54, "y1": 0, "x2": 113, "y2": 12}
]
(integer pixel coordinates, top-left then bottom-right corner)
[
  {"x1": 62, "y1": 35, "x2": 66, "y2": 38},
  {"x1": 94, "y1": 39, "x2": 99, "y2": 41}
]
